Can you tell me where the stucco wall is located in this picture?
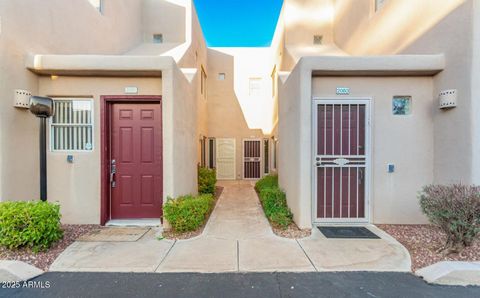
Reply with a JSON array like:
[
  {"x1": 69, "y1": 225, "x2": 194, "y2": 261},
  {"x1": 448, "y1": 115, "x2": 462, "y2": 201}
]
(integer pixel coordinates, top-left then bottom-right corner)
[
  {"x1": 0, "y1": 0, "x2": 143, "y2": 203},
  {"x1": 171, "y1": 67, "x2": 199, "y2": 198},
  {"x1": 472, "y1": 0, "x2": 480, "y2": 184},
  {"x1": 143, "y1": 0, "x2": 186, "y2": 44},
  {"x1": 278, "y1": 65, "x2": 305, "y2": 227},
  {"x1": 206, "y1": 48, "x2": 265, "y2": 179},
  {"x1": 312, "y1": 77, "x2": 433, "y2": 224},
  {"x1": 283, "y1": 0, "x2": 334, "y2": 46},
  {"x1": 332, "y1": 0, "x2": 474, "y2": 185},
  {"x1": 400, "y1": 2, "x2": 474, "y2": 185},
  {"x1": 38, "y1": 77, "x2": 162, "y2": 224}
]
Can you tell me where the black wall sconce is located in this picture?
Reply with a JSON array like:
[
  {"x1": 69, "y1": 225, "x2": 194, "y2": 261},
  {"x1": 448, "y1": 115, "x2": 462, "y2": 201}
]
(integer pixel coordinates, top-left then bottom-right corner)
[{"x1": 29, "y1": 96, "x2": 55, "y2": 202}]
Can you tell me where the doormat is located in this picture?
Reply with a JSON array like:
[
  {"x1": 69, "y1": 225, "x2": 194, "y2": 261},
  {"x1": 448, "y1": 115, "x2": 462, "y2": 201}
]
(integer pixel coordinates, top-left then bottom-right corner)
[
  {"x1": 318, "y1": 226, "x2": 380, "y2": 239},
  {"x1": 77, "y1": 227, "x2": 150, "y2": 242}
]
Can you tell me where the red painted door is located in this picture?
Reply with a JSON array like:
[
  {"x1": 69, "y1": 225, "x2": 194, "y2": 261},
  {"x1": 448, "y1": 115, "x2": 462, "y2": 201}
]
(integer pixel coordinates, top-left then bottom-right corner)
[
  {"x1": 315, "y1": 102, "x2": 368, "y2": 221},
  {"x1": 111, "y1": 103, "x2": 162, "y2": 219},
  {"x1": 244, "y1": 140, "x2": 261, "y2": 179}
]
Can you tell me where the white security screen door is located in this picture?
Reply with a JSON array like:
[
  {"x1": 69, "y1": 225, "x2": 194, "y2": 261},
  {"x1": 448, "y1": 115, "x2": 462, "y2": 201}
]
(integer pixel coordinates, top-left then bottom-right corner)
[
  {"x1": 313, "y1": 100, "x2": 371, "y2": 223},
  {"x1": 216, "y1": 138, "x2": 236, "y2": 180}
]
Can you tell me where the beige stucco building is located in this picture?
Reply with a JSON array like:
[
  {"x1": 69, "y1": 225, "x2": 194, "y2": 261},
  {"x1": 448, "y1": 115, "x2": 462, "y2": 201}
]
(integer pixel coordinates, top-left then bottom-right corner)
[{"x1": 0, "y1": 0, "x2": 478, "y2": 228}]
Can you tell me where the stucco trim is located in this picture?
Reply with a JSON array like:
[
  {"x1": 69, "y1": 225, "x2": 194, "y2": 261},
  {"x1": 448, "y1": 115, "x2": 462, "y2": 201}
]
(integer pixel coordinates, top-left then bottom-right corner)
[
  {"x1": 25, "y1": 54, "x2": 176, "y2": 77},
  {"x1": 303, "y1": 55, "x2": 445, "y2": 76}
]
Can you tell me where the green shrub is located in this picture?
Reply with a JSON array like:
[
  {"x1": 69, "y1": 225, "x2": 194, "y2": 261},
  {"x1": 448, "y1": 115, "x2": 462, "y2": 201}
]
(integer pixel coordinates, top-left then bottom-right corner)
[
  {"x1": 258, "y1": 187, "x2": 293, "y2": 229},
  {"x1": 0, "y1": 201, "x2": 63, "y2": 251},
  {"x1": 164, "y1": 194, "x2": 214, "y2": 232},
  {"x1": 198, "y1": 167, "x2": 217, "y2": 195},
  {"x1": 255, "y1": 174, "x2": 278, "y2": 192},
  {"x1": 419, "y1": 184, "x2": 480, "y2": 253}
]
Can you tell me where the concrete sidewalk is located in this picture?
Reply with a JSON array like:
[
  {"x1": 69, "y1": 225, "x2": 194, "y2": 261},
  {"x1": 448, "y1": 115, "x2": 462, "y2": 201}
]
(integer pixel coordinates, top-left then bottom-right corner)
[{"x1": 50, "y1": 180, "x2": 410, "y2": 273}]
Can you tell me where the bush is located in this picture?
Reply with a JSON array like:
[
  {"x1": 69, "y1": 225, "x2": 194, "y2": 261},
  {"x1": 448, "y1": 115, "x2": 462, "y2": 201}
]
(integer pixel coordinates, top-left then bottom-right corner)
[
  {"x1": 0, "y1": 201, "x2": 63, "y2": 251},
  {"x1": 258, "y1": 187, "x2": 293, "y2": 228},
  {"x1": 255, "y1": 174, "x2": 278, "y2": 192},
  {"x1": 163, "y1": 194, "x2": 214, "y2": 232},
  {"x1": 198, "y1": 167, "x2": 217, "y2": 195},
  {"x1": 419, "y1": 184, "x2": 480, "y2": 253}
]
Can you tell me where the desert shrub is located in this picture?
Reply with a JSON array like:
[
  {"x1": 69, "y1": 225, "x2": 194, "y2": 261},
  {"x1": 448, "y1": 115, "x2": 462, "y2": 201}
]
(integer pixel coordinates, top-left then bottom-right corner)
[
  {"x1": 198, "y1": 167, "x2": 217, "y2": 195},
  {"x1": 0, "y1": 201, "x2": 63, "y2": 251},
  {"x1": 419, "y1": 184, "x2": 480, "y2": 253},
  {"x1": 258, "y1": 187, "x2": 293, "y2": 229},
  {"x1": 163, "y1": 194, "x2": 214, "y2": 232},
  {"x1": 255, "y1": 174, "x2": 278, "y2": 192}
]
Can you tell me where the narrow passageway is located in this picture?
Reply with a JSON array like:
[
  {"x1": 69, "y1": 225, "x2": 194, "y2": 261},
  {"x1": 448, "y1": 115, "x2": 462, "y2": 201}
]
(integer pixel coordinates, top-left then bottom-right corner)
[
  {"x1": 157, "y1": 181, "x2": 411, "y2": 273},
  {"x1": 202, "y1": 180, "x2": 274, "y2": 239},
  {"x1": 156, "y1": 180, "x2": 316, "y2": 272}
]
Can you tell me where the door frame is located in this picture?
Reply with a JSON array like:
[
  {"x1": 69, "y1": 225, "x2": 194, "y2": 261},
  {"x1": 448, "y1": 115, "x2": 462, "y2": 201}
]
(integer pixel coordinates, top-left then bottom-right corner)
[
  {"x1": 215, "y1": 138, "x2": 236, "y2": 180},
  {"x1": 311, "y1": 97, "x2": 372, "y2": 224},
  {"x1": 242, "y1": 138, "x2": 262, "y2": 180},
  {"x1": 100, "y1": 95, "x2": 162, "y2": 225}
]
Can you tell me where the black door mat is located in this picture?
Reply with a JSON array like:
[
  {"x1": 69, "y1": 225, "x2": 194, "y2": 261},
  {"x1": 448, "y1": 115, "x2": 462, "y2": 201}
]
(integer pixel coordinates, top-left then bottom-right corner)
[{"x1": 318, "y1": 226, "x2": 381, "y2": 239}]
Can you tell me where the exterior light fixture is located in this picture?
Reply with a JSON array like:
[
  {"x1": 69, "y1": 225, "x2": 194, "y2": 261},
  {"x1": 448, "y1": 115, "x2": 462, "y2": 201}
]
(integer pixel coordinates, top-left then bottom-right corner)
[{"x1": 29, "y1": 96, "x2": 55, "y2": 201}]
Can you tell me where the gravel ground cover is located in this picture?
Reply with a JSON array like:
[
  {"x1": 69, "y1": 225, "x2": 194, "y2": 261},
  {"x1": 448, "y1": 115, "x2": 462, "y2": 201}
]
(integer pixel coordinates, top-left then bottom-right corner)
[
  {"x1": 272, "y1": 224, "x2": 311, "y2": 239},
  {"x1": 0, "y1": 224, "x2": 99, "y2": 271},
  {"x1": 378, "y1": 224, "x2": 480, "y2": 271}
]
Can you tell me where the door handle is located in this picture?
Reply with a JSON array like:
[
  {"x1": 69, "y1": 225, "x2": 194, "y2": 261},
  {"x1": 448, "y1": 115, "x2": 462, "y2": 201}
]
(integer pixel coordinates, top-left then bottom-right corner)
[
  {"x1": 111, "y1": 159, "x2": 116, "y2": 188},
  {"x1": 358, "y1": 168, "x2": 364, "y2": 183}
]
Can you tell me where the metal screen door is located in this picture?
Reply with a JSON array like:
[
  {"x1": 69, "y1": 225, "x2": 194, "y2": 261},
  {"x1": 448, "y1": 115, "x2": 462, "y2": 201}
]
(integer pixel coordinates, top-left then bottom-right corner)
[
  {"x1": 243, "y1": 139, "x2": 261, "y2": 179},
  {"x1": 313, "y1": 100, "x2": 370, "y2": 223}
]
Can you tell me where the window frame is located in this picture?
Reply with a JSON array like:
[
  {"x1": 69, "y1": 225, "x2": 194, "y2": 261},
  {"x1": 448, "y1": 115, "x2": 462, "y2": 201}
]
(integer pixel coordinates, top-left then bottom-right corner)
[
  {"x1": 263, "y1": 138, "x2": 270, "y2": 175},
  {"x1": 249, "y1": 77, "x2": 263, "y2": 97},
  {"x1": 208, "y1": 137, "x2": 216, "y2": 169},
  {"x1": 153, "y1": 33, "x2": 164, "y2": 44},
  {"x1": 200, "y1": 136, "x2": 207, "y2": 167},
  {"x1": 272, "y1": 138, "x2": 278, "y2": 170},
  {"x1": 49, "y1": 98, "x2": 95, "y2": 153}
]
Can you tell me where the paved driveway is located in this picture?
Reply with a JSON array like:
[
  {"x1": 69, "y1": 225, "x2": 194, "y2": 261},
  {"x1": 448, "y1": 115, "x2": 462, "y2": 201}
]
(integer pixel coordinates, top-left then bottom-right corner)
[
  {"x1": 50, "y1": 181, "x2": 410, "y2": 272},
  {"x1": 3, "y1": 272, "x2": 479, "y2": 298}
]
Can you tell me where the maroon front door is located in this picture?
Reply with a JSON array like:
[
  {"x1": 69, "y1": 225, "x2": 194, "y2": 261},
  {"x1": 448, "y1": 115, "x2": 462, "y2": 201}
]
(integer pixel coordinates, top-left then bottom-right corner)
[
  {"x1": 314, "y1": 102, "x2": 368, "y2": 222},
  {"x1": 244, "y1": 140, "x2": 261, "y2": 179},
  {"x1": 110, "y1": 103, "x2": 162, "y2": 219}
]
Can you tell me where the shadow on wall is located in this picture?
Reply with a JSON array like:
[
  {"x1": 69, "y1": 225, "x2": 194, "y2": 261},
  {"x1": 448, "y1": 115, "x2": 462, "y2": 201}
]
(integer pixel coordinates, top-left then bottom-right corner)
[
  {"x1": 143, "y1": 0, "x2": 186, "y2": 44},
  {"x1": 334, "y1": 0, "x2": 466, "y2": 55},
  {"x1": 206, "y1": 48, "x2": 264, "y2": 137}
]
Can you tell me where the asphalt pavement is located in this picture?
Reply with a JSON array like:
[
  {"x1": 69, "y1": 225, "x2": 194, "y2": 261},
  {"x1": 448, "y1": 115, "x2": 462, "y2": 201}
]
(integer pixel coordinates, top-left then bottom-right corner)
[{"x1": 1, "y1": 272, "x2": 479, "y2": 298}]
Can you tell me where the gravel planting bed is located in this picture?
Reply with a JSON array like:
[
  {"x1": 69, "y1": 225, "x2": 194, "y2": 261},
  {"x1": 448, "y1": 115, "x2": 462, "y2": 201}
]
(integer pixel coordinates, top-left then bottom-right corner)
[
  {"x1": 378, "y1": 224, "x2": 480, "y2": 271},
  {"x1": 0, "y1": 224, "x2": 99, "y2": 271},
  {"x1": 163, "y1": 186, "x2": 224, "y2": 240},
  {"x1": 272, "y1": 224, "x2": 311, "y2": 239}
]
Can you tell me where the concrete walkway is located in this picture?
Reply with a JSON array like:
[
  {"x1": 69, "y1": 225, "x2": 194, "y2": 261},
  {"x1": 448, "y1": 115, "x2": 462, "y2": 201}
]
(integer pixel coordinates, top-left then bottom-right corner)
[
  {"x1": 157, "y1": 180, "x2": 315, "y2": 272},
  {"x1": 50, "y1": 180, "x2": 410, "y2": 272}
]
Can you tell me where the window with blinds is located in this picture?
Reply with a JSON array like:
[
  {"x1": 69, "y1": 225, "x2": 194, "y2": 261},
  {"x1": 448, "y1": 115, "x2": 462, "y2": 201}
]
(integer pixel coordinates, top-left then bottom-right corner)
[{"x1": 51, "y1": 99, "x2": 94, "y2": 151}]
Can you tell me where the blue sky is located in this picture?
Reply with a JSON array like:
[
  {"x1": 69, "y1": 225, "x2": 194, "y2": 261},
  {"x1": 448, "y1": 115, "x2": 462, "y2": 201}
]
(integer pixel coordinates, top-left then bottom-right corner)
[{"x1": 193, "y1": 0, "x2": 284, "y2": 47}]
